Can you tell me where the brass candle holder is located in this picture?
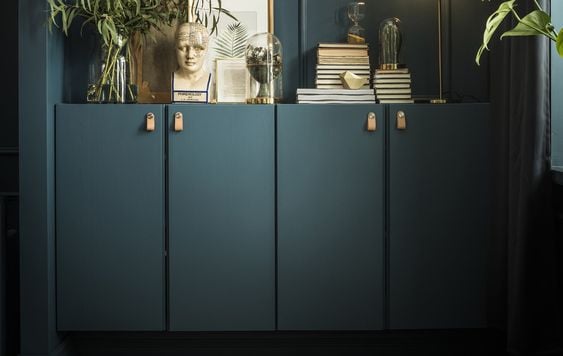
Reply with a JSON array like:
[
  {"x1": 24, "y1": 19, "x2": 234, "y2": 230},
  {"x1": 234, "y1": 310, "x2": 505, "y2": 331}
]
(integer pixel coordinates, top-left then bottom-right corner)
[{"x1": 430, "y1": 0, "x2": 447, "y2": 104}]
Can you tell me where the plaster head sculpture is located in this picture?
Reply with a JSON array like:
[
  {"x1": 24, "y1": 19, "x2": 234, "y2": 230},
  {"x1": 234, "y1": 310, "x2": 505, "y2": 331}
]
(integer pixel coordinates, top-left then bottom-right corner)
[{"x1": 173, "y1": 22, "x2": 211, "y2": 92}]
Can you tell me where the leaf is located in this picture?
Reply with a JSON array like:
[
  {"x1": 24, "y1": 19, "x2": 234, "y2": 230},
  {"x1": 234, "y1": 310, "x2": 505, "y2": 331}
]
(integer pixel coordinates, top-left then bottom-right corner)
[
  {"x1": 557, "y1": 29, "x2": 563, "y2": 57},
  {"x1": 46, "y1": 0, "x2": 236, "y2": 49},
  {"x1": 475, "y1": 0, "x2": 516, "y2": 65},
  {"x1": 61, "y1": 7, "x2": 68, "y2": 34},
  {"x1": 214, "y1": 22, "x2": 249, "y2": 59},
  {"x1": 211, "y1": 15, "x2": 219, "y2": 36},
  {"x1": 501, "y1": 10, "x2": 551, "y2": 38}
]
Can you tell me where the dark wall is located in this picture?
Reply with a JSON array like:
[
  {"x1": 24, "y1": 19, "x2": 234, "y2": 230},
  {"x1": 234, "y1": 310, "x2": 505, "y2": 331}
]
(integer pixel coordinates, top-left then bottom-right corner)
[
  {"x1": 0, "y1": 0, "x2": 19, "y2": 194},
  {"x1": 1, "y1": 1, "x2": 19, "y2": 356},
  {"x1": 0, "y1": 197, "x2": 19, "y2": 356},
  {"x1": 293, "y1": 0, "x2": 491, "y2": 102}
]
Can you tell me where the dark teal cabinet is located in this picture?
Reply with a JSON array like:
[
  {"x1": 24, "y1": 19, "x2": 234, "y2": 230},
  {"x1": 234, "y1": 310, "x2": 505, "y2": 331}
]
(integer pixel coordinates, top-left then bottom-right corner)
[
  {"x1": 388, "y1": 104, "x2": 491, "y2": 329},
  {"x1": 277, "y1": 105, "x2": 385, "y2": 330},
  {"x1": 53, "y1": 103, "x2": 490, "y2": 333},
  {"x1": 55, "y1": 104, "x2": 166, "y2": 331},
  {"x1": 168, "y1": 105, "x2": 275, "y2": 331}
]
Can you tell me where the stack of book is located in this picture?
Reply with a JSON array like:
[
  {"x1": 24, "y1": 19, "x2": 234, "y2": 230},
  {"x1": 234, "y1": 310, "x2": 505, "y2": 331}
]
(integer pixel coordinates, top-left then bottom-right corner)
[
  {"x1": 316, "y1": 43, "x2": 371, "y2": 89},
  {"x1": 297, "y1": 88, "x2": 376, "y2": 104},
  {"x1": 373, "y1": 68, "x2": 414, "y2": 103}
]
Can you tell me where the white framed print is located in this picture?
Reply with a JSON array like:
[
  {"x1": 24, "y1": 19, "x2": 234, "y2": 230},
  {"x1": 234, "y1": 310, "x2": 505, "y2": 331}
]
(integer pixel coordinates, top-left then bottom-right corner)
[
  {"x1": 207, "y1": 0, "x2": 273, "y2": 101},
  {"x1": 215, "y1": 59, "x2": 249, "y2": 103}
]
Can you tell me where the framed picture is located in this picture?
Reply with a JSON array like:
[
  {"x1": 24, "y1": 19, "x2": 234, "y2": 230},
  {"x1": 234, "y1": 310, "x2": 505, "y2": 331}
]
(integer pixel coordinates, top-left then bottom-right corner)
[
  {"x1": 215, "y1": 59, "x2": 249, "y2": 103},
  {"x1": 136, "y1": 0, "x2": 274, "y2": 103},
  {"x1": 135, "y1": 24, "x2": 178, "y2": 103}
]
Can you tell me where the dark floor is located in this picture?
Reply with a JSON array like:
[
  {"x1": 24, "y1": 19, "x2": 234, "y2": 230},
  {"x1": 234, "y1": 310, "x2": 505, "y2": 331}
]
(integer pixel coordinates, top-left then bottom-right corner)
[
  {"x1": 66, "y1": 330, "x2": 507, "y2": 356},
  {"x1": 1, "y1": 196, "x2": 19, "y2": 356}
]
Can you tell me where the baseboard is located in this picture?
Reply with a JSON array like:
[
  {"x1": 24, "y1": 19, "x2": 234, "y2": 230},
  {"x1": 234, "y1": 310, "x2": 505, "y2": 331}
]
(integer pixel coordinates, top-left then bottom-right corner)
[
  {"x1": 65, "y1": 329, "x2": 505, "y2": 356},
  {"x1": 20, "y1": 338, "x2": 74, "y2": 356}
]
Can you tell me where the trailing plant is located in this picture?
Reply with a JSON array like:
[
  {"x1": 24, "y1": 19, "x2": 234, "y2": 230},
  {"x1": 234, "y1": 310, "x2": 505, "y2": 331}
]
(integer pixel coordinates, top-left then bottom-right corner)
[
  {"x1": 48, "y1": 0, "x2": 179, "y2": 102},
  {"x1": 476, "y1": 0, "x2": 563, "y2": 65},
  {"x1": 214, "y1": 22, "x2": 249, "y2": 59}
]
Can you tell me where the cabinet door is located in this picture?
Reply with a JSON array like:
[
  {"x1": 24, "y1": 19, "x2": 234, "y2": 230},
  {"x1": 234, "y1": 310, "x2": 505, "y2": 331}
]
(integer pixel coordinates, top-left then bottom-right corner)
[
  {"x1": 56, "y1": 104, "x2": 165, "y2": 331},
  {"x1": 389, "y1": 104, "x2": 491, "y2": 329},
  {"x1": 168, "y1": 105, "x2": 275, "y2": 331},
  {"x1": 277, "y1": 105, "x2": 385, "y2": 330}
]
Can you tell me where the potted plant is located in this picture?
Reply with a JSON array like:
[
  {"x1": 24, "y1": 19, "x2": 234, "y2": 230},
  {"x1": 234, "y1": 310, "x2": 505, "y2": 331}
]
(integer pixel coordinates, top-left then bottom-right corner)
[
  {"x1": 47, "y1": 0, "x2": 233, "y2": 103},
  {"x1": 476, "y1": 0, "x2": 563, "y2": 65}
]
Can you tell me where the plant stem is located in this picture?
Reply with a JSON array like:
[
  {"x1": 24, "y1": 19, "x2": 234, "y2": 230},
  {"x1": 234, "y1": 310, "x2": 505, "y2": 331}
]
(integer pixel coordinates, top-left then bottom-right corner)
[
  {"x1": 96, "y1": 44, "x2": 115, "y2": 101},
  {"x1": 511, "y1": 8, "x2": 522, "y2": 22}
]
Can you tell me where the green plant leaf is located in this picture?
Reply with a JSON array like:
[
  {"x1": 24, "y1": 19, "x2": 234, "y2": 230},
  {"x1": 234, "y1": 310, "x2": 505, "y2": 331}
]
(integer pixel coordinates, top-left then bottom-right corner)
[
  {"x1": 501, "y1": 10, "x2": 551, "y2": 38},
  {"x1": 214, "y1": 22, "x2": 249, "y2": 59},
  {"x1": 475, "y1": 0, "x2": 516, "y2": 65},
  {"x1": 557, "y1": 29, "x2": 563, "y2": 57}
]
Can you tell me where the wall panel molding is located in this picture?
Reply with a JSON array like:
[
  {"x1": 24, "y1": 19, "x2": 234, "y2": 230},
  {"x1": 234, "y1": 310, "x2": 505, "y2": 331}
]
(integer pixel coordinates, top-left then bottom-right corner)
[{"x1": 0, "y1": 147, "x2": 18, "y2": 155}]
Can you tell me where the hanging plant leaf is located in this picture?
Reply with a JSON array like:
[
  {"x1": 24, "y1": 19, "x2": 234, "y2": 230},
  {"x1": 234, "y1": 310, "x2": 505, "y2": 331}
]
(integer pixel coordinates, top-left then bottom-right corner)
[
  {"x1": 475, "y1": 0, "x2": 516, "y2": 65},
  {"x1": 501, "y1": 10, "x2": 551, "y2": 38},
  {"x1": 214, "y1": 22, "x2": 249, "y2": 59},
  {"x1": 557, "y1": 29, "x2": 563, "y2": 57}
]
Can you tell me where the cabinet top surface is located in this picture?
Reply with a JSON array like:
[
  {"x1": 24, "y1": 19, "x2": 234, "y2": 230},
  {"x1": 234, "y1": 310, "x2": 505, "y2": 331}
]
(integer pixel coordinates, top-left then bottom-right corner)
[{"x1": 55, "y1": 103, "x2": 490, "y2": 108}]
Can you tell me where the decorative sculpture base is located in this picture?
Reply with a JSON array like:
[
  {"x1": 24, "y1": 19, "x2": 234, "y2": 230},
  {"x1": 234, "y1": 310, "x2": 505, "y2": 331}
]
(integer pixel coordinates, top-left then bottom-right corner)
[{"x1": 246, "y1": 97, "x2": 278, "y2": 104}]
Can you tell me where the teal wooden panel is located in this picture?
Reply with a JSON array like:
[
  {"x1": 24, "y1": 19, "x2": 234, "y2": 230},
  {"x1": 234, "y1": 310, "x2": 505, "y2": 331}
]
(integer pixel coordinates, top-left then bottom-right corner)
[
  {"x1": 168, "y1": 104, "x2": 275, "y2": 331},
  {"x1": 274, "y1": 0, "x2": 299, "y2": 102},
  {"x1": 19, "y1": 0, "x2": 65, "y2": 352},
  {"x1": 277, "y1": 104, "x2": 385, "y2": 331},
  {"x1": 56, "y1": 104, "x2": 165, "y2": 331},
  {"x1": 388, "y1": 104, "x2": 491, "y2": 329}
]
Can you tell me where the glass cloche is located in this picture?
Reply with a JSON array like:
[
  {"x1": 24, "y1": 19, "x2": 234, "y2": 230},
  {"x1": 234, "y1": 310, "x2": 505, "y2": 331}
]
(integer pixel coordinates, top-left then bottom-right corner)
[
  {"x1": 379, "y1": 18, "x2": 402, "y2": 70},
  {"x1": 245, "y1": 33, "x2": 283, "y2": 104}
]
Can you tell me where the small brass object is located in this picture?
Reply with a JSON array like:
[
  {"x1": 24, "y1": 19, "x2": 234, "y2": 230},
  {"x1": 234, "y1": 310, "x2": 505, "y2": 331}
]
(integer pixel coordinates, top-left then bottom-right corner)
[
  {"x1": 380, "y1": 63, "x2": 399, "y2": 70},
  {"x1": 146, "y1": 113, "x2": 155, "y2": 132},
  {"x1": 340, "y1": 71, "x2": 368, "y2": 90},
  {"x1": 174, "y1": 112, "x2": 184, "y2": 132},
  {"x1": 246, "y1": 97, "x2": 277, "y2": 104},
  {"x1": 396, "y1": 111, "x2": 407, "y2": 130},
  {"x1": 367, "y1": 112, "x2": 377, "y2": 132}
]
